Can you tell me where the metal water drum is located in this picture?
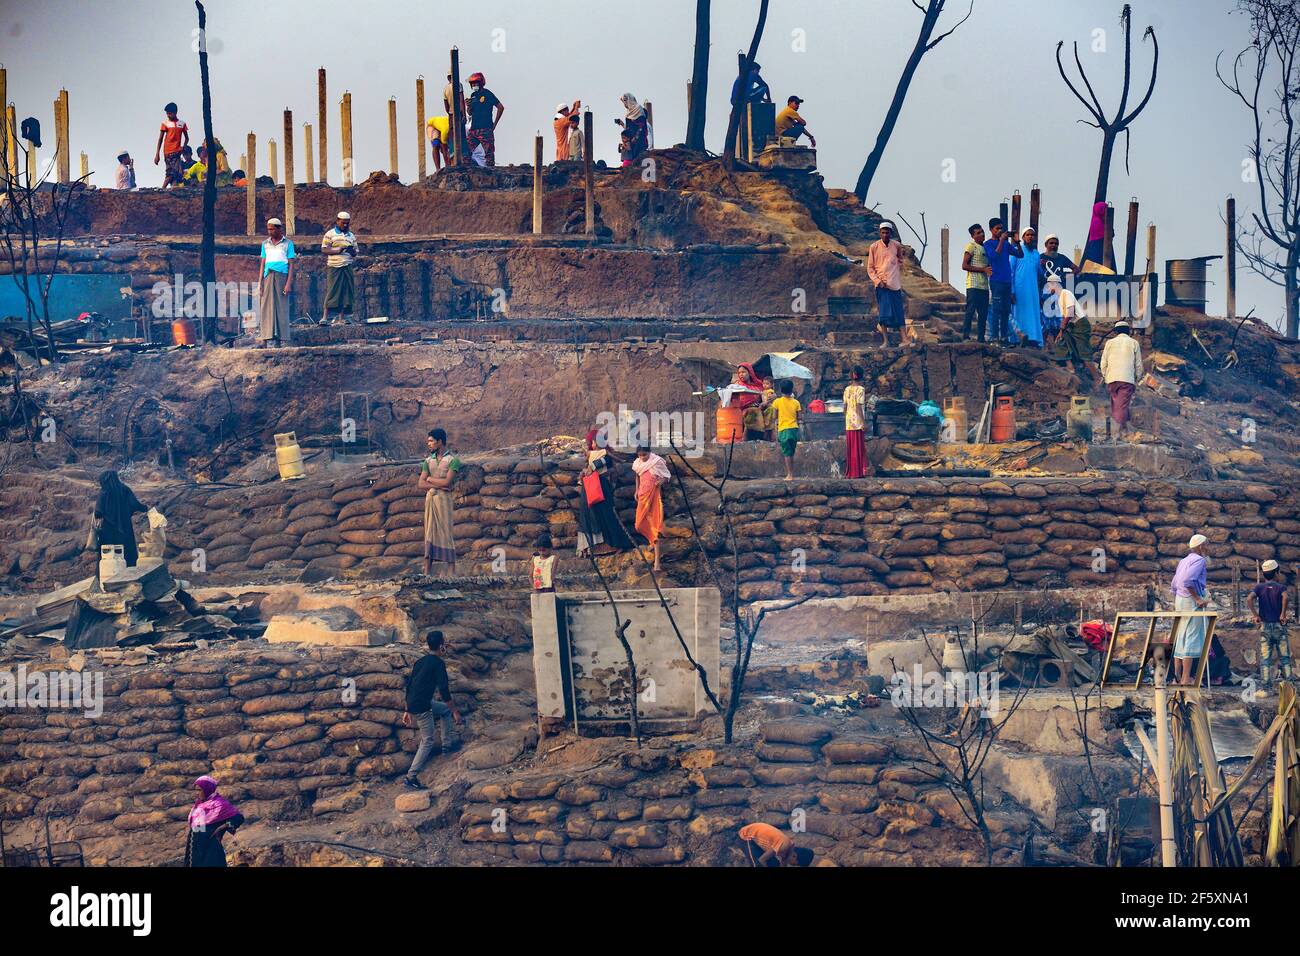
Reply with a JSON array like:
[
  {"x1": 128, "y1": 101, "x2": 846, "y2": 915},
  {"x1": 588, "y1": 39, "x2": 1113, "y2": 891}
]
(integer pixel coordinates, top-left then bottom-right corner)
[
  {"x1": 1164, "y1": 257, "x2": 1218, "y2": 313},
  {"x1": 274, "y1": 431, "x2": 306, "y2": 480}
]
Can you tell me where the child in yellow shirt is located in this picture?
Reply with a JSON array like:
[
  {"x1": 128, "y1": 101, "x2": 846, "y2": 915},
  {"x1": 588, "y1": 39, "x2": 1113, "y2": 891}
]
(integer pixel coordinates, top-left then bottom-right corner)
[{"x1": 770, "y1": 381, "x2": 802, "y2": 481}]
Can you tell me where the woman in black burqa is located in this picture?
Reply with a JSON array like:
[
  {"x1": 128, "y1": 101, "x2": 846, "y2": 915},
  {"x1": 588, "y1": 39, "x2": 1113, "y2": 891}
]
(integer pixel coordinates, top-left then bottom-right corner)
[{"x1": 94, "y1": 470, "x2": 148, "y2": 567}]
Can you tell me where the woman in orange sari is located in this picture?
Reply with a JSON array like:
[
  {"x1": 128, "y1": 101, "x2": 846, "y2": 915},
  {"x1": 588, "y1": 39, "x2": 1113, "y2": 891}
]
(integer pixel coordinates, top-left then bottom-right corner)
[{"x1": 632, "y1": 446, "x2": 671, "y2": 571}]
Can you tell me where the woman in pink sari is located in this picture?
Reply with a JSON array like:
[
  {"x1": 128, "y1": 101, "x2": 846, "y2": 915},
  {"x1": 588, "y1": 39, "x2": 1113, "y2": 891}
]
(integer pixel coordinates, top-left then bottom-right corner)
[
  {"x1": 185, "y1": 775, "x2": 244, "y2": 867},
  {"x1": 1081, "y1": 201, "x2": 1108, "y2": 270}
]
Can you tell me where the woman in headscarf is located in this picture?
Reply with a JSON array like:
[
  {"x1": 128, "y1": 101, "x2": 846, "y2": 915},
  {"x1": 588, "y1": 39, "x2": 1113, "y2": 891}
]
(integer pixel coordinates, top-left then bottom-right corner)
[
  {"x1": 1009, "y1": 226, "x2": 1044, "y2": 347},
  {"x1": 616, "y1": 94, "x2": 649, "y2": 165},
  {"x1": 184, "y1": 775, "x2": 244, "y2": 867},
  {"x1": 731, "y1": 364, "x2": 766, "y2": 441},
  {"x1": 576, "y1": 427, "x2": 635, "y2": 557},
  {"x1": 1080, "y1": 201, "x2": 1109, "y2": 270},
  {"x1": 632, "y1": 445, "x2": 671, "y2": 571},
  {"x1": 94, "y1": 470, "x2": 148, "y2": 567}
]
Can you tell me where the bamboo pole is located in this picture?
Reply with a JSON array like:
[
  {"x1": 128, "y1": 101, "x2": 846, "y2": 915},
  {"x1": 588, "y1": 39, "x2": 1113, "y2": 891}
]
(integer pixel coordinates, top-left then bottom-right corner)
[
  {"x1": 388, "y1": 96, "x2": 398, "y2": 178},
  {"x1": 269, "y1": 138, "x2": 278, "y2": 185},
  {"x1": 304, "y1": 123, "x2": 314, "y2": 183},
  {"x1": 533, "y1": 132, "x2": 543, "y2": 234},
  {"x1": 450, "y1": 48, "x2": 466, "y2": 167},
  {"x1": 341, "y1": 92, "x2": 353, "y2": 186},
  {"x1": 1226, "y1": 196, "x2": 1237, "y2": 321},
  {"x1": 317, "y1": 67, "x2": 328, "y2": 184},
  {"x1": 415, "y1": 77, "x2": 426, "y2": 182},
  {"x1": 583, "y1": 109, "x2": 594, "y2": 235},
  {"x1": 941, "y1": 225, "x2": 950, "y2": 286},
  {"x1": 246, "y1": 132, "x2": 257, "y2": 236},
  {"x1": 283, "y1": 109, "x2": 295, "y2": 235},
  {"x1": 1029, "y1": 185, "x2": 1041, "y2": 235}
]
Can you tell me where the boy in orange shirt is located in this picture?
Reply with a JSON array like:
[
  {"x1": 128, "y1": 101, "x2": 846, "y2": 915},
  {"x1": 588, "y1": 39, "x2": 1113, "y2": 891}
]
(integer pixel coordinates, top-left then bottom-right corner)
[
  {"x1": 154, "y1": 102, "x2": 190, "y2": 188},
  {"x1": 738, "y1": 821, "x2": 814, "y2": 866}
]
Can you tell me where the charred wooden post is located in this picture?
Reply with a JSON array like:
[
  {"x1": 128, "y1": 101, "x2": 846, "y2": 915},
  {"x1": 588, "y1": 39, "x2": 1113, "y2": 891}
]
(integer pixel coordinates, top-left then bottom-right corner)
[
  {"x1": 1029, "y1": 185, "x2": 1041, "y2": 235},
  {"x1": 388, "y1": 97, "x2": 399, "y2": 177},
  {"x1": 318, "y1": 67, "x2": 328, "y2": 184},
  {"x1": 450, "y1": 48, "x2": 467, "y2": 167},
  {"x1": 1226, "y1": 196, "x2": 1237, "y2": 321},
  {"x1": 341, "y1": 92, "x2": 354, "y2": 186},
  {"x1": 415, "y1": 77, "x2": 426, "y2": 182},
  {"x1": 941, "y1": 225, "x2": 950, "y2": 286},
  {"x1": 245, "y1": 132, "x2": 256, "y2": 236},
  {"x1": 304, "y1": 123, "x2": 314, "y2": 182},
  {"x1": 283, "y1": 109, "x2": 295, "y2": 235},
  {"x1": 584, "y1": 109, "x2": 595, "y2": 235},
  {"x1": 1124, "y1": 199, "x2": 1139, "y2": 277},
  {"x1": 533, "y1": 133, "x2": 544, "y2": 234}
]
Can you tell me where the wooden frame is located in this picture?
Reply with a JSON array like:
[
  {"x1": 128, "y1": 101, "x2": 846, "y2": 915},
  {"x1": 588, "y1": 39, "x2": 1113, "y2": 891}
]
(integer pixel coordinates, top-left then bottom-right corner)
[{"x1": 1100, "y1": 610, "x2": 1218, "y2": 690}]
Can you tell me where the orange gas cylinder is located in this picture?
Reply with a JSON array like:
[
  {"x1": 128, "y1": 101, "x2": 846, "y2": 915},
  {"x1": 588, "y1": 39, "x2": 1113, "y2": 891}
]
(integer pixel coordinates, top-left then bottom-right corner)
[
  {"x1": 716, "y1": 404, "x2": 745, "y2": 444},
  {"x1": 990, "y1": 396, "x2": 1017, "y2": 443},
  {"x1": 171, "y1": 319, "x2": 197, "y2": 346}
]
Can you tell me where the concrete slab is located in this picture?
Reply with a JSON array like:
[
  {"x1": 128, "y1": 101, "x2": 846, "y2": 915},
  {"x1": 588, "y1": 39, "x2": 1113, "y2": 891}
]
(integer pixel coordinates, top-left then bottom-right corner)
[{"x1": 263, "y1": 612, "x2": 386, "y2": 647}]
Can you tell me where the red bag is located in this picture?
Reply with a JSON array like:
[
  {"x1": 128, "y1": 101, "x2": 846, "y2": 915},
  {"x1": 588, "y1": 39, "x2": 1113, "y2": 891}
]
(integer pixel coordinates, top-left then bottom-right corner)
[{"x1": 582, "y1": 471, "x2": 605, "y2": 506}]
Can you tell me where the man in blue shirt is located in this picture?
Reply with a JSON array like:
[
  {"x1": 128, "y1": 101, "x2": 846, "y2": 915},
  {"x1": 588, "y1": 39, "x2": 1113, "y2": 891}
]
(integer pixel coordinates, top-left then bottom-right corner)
[{"x1": 983, "y1": 218, "x2": 1023, "y2": 345}]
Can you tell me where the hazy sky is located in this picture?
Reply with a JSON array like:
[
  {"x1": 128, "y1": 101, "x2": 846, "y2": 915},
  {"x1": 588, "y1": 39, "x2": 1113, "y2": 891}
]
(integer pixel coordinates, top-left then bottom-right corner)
[{"x1": 1, "y1": 0, "x2": 1284, "y2": 327}]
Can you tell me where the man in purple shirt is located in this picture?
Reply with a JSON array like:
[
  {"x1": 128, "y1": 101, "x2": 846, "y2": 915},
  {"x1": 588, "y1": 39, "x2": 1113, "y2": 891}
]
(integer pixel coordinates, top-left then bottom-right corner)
[
  {"x1": 1170, "y1": 533, "x2": 1210, "y2": 685},
  {"x1": 983, "y1": 218, "x2": 1023, "y2": 345},
  {"x1": 1249, "y1": 558, "x2": 1292, "y2": 688}
]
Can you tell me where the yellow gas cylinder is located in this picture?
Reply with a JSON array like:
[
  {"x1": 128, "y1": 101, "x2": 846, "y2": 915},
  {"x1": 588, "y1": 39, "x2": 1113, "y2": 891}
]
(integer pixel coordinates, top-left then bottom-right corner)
[
  {"x1": 1066, "y1": 396, "x2": 1093, "y2": 441},
  {"x1": 275, "y1": 431, "x2": 305, "y2": 480},
  {"x1": 942, "y1": 397, "x2": 968, "y2": 444}
]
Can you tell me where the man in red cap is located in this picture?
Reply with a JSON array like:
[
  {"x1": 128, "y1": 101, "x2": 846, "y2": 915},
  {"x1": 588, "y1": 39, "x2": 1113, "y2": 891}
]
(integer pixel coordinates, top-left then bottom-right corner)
[{"x1": 464, "y1": 72, "x2": 504, "y2": 166}]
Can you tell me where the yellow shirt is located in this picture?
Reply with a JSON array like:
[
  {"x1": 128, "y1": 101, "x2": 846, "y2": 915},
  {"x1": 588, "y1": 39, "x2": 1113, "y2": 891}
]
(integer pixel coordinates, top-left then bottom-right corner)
[
  {"x1": 843, "y1": 383, "x2": 867, "y2": 432},
  {"x1": 427, "y1": 116, "x2": 451, "y2": 141},
  {"x1": 775, "y1": 105, "x2": 802, "y2": 137},
  {"x1": 772, "y1": 395, "x2": 801, "y2": 432}
]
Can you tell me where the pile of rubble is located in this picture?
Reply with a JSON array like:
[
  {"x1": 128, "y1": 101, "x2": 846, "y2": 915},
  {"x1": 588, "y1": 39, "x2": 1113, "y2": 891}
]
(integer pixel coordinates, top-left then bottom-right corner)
[{"x1": 0, "y1": 558, "x2": 262, "y2": 663}]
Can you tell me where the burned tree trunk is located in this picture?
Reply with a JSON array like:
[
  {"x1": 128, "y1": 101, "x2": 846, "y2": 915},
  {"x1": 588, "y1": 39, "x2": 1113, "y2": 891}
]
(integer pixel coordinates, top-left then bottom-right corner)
[
  {"x1": 721, "y1": 0, "x2": 769, "y2": 170},
  {"x1": 196, "y1": 1, "x2": 218, "y2": 344},
  {"x1": 854, "y1": 0, "x2": 974, "y2": 204},
  {"x1": 1057, "y1": 4, "x2": 1159, "y2": 206},
  {"x1": 685, "y1": 0, "x2": 711, "y2": 152}
]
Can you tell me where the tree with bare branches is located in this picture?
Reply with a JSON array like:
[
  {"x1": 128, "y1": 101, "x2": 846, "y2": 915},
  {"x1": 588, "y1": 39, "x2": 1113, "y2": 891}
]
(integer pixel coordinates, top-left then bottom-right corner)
[
  {"x1": 1218, "y1": 0, "x2": 1300, "y2": 337},
  {"x1": 1, "y1": 142, "x2": 87, "y2": 364},
  {"x1": 853, "y1": 0, "x2": 974, "y2": 203},
  {"x1": 888, "y1": 614, "x2": 1031, "y2": 865},
  {"x1": 686, "y1": 0, "x2": 711, "y2": 152},
  {"x1": 668, "y1": 441, "x2": 811, "y2": 743},
  {"x1": 722, "y1": 0, "x2": 770, "y2": 171},
  {"x1": 1056, "y1": 4, "x2": 1159, "y2": 206}
]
